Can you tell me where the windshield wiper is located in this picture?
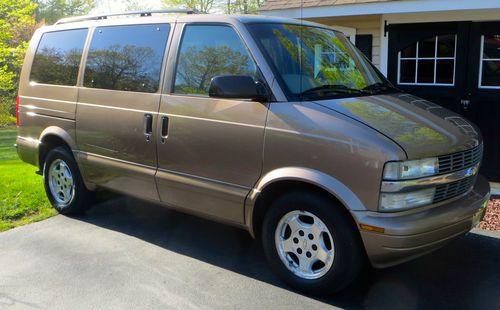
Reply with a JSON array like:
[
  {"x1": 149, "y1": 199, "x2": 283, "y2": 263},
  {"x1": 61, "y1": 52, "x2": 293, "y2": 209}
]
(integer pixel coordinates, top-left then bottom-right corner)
[
  {"x1": 362, "y1": 82, "x2": 400, "y2": 93},
  {"x1": 299, "y1": 84, "x2": 368, "y2": 98}
]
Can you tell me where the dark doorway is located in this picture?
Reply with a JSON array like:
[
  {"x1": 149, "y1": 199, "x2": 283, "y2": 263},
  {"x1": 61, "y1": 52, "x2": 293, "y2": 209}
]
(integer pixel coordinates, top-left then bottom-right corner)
[{"x1": 388, "y1": 21, "x2": 500, "y2": 181}]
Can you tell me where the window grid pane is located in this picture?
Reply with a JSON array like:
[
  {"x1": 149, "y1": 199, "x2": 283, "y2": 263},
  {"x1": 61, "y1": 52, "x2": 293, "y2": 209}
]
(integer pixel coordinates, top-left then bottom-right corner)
[
  {"x1": 479, "y1": 35, "x2": 500, "y2": 88},
  {"x1": 398, "y1": 35, "x2": 456, "y2": 86}
]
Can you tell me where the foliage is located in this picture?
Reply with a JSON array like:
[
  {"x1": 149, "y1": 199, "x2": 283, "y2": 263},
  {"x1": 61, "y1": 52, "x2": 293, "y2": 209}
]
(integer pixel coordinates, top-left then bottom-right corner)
[
  {"x1": 35, "y1": 0, "x2": 95, "y2": 24},
  {"x1": 0, "y1": 128, "x2": 55, "y2": 231},
  {"x1": 0, "y1": 0, "x2": 37, "y2": 124},
  {"x1": 124, "y1": 0, "x2": 152, "y2": 11},
  {"x1": 162, "y1": 0, "x2": 263, "y2": 14},
  {"x1": 0, "y1": 98, "x2": 16, "y2": 128},
  {"x1": 162, "y1": 0, "x2": 217, "y2": 13},
  {"x1": 226, "y1": 0, "x2": 263, "y2": 14}
]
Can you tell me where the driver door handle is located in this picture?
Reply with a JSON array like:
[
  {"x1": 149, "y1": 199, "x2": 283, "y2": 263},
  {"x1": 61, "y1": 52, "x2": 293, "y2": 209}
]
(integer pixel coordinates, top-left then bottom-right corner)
[
  {"x1": 160, "y1": 116, "x2": 169, "y2": 144},
  {"x1": 144, "y1": 114, "x2": 153, "y2": 142}
]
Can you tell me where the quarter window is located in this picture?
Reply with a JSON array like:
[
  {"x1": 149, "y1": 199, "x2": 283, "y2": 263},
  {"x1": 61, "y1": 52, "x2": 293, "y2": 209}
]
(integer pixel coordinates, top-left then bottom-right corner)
[
  {"x1": 174, "y1": 25, "x2": 257, "y2": 95},
  {"x1": 30, "y1": 29, "x2": 88, "y2": 86},
  {"x1": 398, "y1": 35, "x2": 456, "y2": 86},
  {"x1": 479, "y1": 35, "x2": 500, "y2": 88},
  {"x1": 84, "y1": 24, "x2": 170, "y2": 93}
]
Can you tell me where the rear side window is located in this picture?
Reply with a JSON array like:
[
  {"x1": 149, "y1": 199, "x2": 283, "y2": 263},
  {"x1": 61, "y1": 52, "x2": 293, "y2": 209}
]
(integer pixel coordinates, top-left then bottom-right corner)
[
  {"x1": 84, "y1": 24, "x2": 170, "y2": 93},
  {"x1": 174, "y1": 24, "x2": 257, "y2": 95},
  {"x1": 30, "y1": 29, "x2": 88, "y2": 86}
]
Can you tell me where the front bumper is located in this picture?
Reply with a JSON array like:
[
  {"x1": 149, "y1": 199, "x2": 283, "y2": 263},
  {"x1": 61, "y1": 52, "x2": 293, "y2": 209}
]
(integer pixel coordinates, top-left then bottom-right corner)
[{"x1": 353, "y1": 174, "x2": 490, "y2": 268}]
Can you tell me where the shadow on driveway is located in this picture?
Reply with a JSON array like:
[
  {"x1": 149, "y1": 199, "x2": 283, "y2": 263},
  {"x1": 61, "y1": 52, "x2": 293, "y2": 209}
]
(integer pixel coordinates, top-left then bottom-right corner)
[{"x1": 75, "y1": 194, "x2": 500, "y2": 309}]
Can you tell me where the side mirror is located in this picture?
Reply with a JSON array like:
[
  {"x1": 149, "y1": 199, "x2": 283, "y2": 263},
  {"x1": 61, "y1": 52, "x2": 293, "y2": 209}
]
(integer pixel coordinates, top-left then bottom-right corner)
[{"x1": 209, "y1": 75, "x2": 268, "y2": 102}]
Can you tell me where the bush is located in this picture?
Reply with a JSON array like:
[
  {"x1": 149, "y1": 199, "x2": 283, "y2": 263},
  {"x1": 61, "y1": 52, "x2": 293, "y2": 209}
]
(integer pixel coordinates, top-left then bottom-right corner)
[{"x1": 0, "y1": 98, "x2": 16, "y2": 128}]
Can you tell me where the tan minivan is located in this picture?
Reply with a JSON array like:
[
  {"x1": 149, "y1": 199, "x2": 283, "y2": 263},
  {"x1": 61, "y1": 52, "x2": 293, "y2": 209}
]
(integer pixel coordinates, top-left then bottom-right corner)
[{"x1": 16, "y1": 10, "x2": 490, "y2": 294}]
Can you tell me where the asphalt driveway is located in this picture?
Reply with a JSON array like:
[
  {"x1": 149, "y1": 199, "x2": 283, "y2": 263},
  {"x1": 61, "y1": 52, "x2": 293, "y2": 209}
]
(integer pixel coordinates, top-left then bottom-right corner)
[{"x1": 1, "y1": 195, "x2": 499, "y2": 309}]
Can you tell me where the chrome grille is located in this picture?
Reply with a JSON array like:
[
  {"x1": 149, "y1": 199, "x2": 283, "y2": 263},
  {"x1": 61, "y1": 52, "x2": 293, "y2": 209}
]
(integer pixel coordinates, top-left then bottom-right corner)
[
  {"x1": 433, "y1": 176, "x2": 476, "y2": 203},
  {"x1": 438, "y1": 144, "x2": 482, "y2": 174}
]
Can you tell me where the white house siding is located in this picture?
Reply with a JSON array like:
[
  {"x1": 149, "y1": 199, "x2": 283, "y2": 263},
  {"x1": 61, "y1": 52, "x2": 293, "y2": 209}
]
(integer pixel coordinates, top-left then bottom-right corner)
[{"x1": 307, "y1": 14, "x2": 382, "y2": 68}]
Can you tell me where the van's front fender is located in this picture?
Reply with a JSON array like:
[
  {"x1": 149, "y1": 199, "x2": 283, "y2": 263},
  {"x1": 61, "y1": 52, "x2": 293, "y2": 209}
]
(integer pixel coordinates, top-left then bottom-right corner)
[{"x1": 244, "y1": 167, "x2": 367, "y2": 236}]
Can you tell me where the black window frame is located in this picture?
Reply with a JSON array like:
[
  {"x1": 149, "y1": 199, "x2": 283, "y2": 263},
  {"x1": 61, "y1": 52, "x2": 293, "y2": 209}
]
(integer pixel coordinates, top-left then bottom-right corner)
[
  {"x1": 83, "y1": 23, "x2": 171, "y2": 94},
  {"x1": 29, "y1": 28, "x2": 89, "y2": 86}
]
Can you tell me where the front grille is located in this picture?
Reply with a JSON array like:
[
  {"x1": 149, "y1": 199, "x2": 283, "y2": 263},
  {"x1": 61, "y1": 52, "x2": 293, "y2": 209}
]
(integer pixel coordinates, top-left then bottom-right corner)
[
  {"x1": 438, "y1": 144, "x2": 482, "y2": 174},
  {"x1": 433, "y1": 176, "x2": 476, "y2": 203}
]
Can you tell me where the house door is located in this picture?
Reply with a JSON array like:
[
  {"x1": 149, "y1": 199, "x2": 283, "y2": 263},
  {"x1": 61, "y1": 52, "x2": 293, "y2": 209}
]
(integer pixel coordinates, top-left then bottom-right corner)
[{"x1": 388, "y1": 21, "x2": 500, "y2": 181}]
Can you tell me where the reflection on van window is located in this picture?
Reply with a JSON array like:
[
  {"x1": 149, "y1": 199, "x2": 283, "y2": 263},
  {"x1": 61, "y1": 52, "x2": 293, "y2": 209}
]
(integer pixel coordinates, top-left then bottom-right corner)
[
  {"x1": 84, "y1": 24, "x2": 169, "y2": 93},
  {"x1": 174, "y1": 25, "x2": 257, "y2": 95},
  {"x1": 248, "y1": 24, "x2": 392, "y2": 100},
  {"x1": 30, "y1": 29, "x2": 88, "y2": 86}
]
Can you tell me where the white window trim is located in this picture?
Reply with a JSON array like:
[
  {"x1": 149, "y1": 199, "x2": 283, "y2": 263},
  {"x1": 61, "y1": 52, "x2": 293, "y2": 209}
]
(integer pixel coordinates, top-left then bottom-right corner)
[
  {"x1": 397, "y1": 35, "x2": 457, "y2": 86},
  {"x1": 478, "y1": 35, "x2": 500, "y2": 89}
]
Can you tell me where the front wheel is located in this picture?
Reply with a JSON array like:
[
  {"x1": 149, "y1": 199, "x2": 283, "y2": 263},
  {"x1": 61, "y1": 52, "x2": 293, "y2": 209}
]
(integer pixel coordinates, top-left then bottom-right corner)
[
  {"x1": 262, "y1": 191, "x2": 365, "y2": 295},
  {"x1": 43, "y1": 147, "x2": 93, "y2": 214}
]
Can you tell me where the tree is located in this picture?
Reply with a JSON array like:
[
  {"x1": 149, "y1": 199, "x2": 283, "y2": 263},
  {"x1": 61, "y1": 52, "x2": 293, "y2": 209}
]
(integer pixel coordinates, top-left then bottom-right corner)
[
  {"x1": 0, "y1": 0, "x2": 37, "y2": 126},
  {"x1": 35, "y1": 0, "x2": 96, "y2": 25},
  {"x1": 226, "y1": 0, "x2": 263, "y2": 14},
  {"x1": 162, "y1": 0, "x2": 217, "y2": 13},
  {"x1": 124, "y1": 0, "x2": 152, "y2": 11}
]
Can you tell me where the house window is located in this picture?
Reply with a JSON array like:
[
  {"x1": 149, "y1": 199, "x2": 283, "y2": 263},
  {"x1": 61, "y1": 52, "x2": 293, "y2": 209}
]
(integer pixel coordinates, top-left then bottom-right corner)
[
  {"x1": 398, "y1": 35, "x2": 456, "y2": 86},
  {"x1": 479, "y1": 35, "x2": 500, "y2": 88}
]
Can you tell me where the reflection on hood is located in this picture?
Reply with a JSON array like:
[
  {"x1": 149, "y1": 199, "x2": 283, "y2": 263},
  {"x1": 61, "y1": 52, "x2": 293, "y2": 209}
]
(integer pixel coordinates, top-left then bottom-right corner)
[
  {"x1": 340, "y1": 100, "x2": 450, "y2": 149},
  {"x1": 312, "y1": 93, "x2": 481, "y2": 159}
]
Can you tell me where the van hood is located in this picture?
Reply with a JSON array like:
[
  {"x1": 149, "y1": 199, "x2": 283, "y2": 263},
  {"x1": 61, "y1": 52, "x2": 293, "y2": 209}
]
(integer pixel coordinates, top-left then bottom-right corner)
[{"x1": 312, "y1": 93, "x2": 481, "y2": 159}]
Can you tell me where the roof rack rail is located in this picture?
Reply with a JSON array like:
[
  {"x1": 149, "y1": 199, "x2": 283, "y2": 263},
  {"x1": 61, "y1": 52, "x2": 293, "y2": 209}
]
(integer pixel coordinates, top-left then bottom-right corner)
[{"x1": 55, "y1": 9, "x2": 201, "y2": 25}]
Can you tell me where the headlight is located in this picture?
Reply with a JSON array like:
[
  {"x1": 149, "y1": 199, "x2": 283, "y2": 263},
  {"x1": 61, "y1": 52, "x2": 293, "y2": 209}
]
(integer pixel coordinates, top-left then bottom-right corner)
[
  {"x1": 383, "y1": 158, "x2": 438, "y2": 180},
  {"x1": 379, "y1": 188, "x2": 435, "y2": 212}
]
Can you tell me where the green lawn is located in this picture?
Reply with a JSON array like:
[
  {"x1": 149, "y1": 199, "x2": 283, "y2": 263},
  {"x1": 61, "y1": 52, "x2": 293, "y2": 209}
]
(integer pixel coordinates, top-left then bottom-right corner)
[{"x1": 0, "y1": 128, "x2": 56, "y2": 231}]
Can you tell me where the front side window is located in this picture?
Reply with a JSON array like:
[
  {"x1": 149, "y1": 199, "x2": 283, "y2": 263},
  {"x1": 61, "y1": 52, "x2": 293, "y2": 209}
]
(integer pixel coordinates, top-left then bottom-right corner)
[
  {"x1": 30, "y1": 29, "x2": 88, "y2": 86},
  {"x1": 174, "y1": 24, "x2": 257, "y2": 95},
  {"x1": 248, "y1": 23, "x2": 394, "y2": 100},
  {"x1": 84, "y1": 24, "x2": 170, "y2": 93}
]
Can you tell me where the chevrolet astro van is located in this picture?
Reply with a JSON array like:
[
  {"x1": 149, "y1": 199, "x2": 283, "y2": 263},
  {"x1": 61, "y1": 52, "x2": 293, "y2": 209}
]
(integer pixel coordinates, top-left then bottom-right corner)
[{"x1": 15, "y1": 10, "x2": 490, "y2": 294}]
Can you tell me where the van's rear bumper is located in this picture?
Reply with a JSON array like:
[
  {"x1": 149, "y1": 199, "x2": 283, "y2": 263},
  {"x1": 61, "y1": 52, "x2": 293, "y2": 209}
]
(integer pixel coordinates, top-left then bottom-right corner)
[
  {"x1": 16, "y1": 136, "x2": 40, "y2": 167},
  {"x1": 353, "y1": 175, "x2": 490, "y2": 268}
]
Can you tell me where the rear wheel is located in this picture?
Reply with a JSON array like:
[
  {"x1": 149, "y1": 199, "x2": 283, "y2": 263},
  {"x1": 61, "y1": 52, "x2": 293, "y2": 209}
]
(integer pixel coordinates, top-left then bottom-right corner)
[
  {"x1": 43, "y1": 147, "x2": 93, "y2": 214},
  {"x1": 262, "y1": 191, "x2": 365, "y2": 294}
]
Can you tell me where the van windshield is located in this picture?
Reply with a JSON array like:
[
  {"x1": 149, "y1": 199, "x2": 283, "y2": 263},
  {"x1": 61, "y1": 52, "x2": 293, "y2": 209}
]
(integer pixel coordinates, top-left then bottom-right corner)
[{"x1": 247, "y1": 23, "x2": 398, "y2": 100}]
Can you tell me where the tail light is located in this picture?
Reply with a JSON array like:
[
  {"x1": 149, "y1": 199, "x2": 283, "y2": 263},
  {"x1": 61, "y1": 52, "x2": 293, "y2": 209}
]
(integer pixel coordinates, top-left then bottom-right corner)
[{"x1": 15, "y1": 95, "x2": 20, "y2": 127}]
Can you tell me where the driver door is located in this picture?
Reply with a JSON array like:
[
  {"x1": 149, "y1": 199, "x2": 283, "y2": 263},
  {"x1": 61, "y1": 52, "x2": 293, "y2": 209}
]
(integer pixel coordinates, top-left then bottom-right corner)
[{"x1": 155, "y1": 23, "x2": 269, "y2": 224}]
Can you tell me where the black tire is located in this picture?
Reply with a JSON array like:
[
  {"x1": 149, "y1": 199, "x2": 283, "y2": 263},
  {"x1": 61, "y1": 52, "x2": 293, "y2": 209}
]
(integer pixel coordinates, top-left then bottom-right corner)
[
  {"x1": 262, "y1": 191, "x2": 365, "y2": 295},
  {"x1": 43, "y1": 146, "x2": 93, "y2": 214}
]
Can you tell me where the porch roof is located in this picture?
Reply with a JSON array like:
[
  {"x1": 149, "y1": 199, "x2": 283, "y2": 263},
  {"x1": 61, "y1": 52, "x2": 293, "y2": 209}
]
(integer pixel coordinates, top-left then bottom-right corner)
[{"x1": 260, "y1": 0, "x2": 398, "y2": 11}]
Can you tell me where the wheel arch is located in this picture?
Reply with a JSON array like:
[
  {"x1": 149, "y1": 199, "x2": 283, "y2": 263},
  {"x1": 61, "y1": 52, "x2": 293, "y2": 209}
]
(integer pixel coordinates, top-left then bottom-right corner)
[
  {"x1": 245, "y1": 167, "x2": 366, "y2": 238},
  {"x1": 38, "y1": 126, "x2": 77, "y2": 172}
]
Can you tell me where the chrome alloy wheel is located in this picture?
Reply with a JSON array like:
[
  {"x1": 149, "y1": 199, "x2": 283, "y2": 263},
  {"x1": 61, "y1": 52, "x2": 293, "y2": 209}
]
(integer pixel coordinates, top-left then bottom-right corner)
[
  {"x1": 48, "y1": 159, "x2": 75, "y2": 206},
  {"x1": 275, "y1": 210, "x2": 335, "y2": 280}
]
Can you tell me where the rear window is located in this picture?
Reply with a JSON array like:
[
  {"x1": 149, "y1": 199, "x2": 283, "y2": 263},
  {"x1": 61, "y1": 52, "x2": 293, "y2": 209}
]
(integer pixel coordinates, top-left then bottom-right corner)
[
  {"x1": 30, "y1": 29, "x2": 88, "y2": 86},
  {"x1": 83, "y1": 24, "x2": 170, "y2": 93}
]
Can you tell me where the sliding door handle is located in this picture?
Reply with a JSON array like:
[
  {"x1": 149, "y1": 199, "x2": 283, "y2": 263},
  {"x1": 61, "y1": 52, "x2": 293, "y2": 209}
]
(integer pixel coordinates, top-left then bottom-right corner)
[
  {"x1": 160, "y1": 115, "x2": 169, "y2": 144},
  {"x1": 144, "y1": 114, "x2": 153, "y2": 141}
]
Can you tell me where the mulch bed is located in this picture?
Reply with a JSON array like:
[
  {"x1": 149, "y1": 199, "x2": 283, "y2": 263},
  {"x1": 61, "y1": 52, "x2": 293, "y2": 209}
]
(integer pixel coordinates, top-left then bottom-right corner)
[{"x1": 479, "y1": 198, "x2": 500, "y2": 231}]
